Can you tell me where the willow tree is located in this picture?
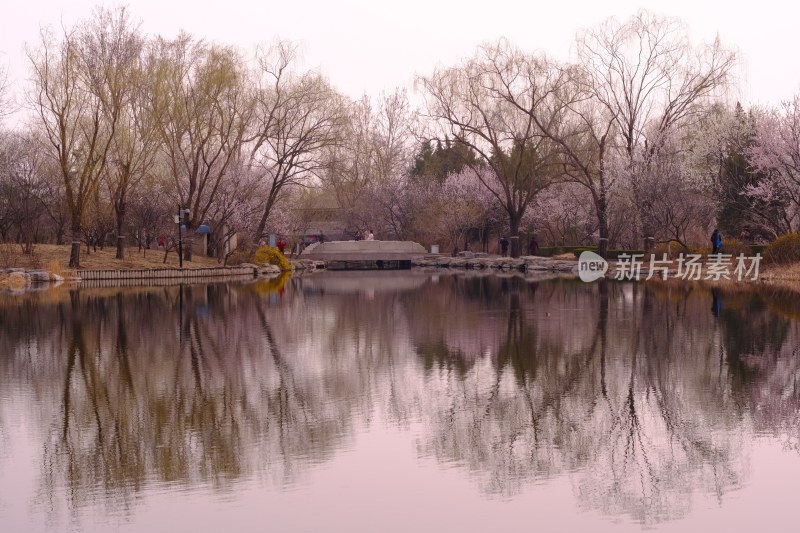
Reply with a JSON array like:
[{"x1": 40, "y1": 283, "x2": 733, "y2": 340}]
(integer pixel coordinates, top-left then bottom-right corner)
[
  {"x1": 486, "y1": 57, "x2": 620, "y2": 257},
  {"x1": 149, "y1": 35, "x2": 250, "y2": 260},
  {"x1": 74, "y1": 7, "x2": 154, "y2": 261},
  {"x1": 27, "y1": 12, "x2": 131, "y2": 267},
  {"x1": 419, "y1": 41, "x2": 562, "y2": 257}
]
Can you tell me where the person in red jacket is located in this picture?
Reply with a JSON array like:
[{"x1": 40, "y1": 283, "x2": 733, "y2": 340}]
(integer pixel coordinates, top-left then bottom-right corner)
[{"x1": 277, "y1": 238, "x2": 286, "y2": 254}]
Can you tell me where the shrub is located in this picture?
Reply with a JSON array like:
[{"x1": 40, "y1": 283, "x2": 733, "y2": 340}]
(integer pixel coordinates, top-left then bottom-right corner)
[
  {"x1": 651, "y1": 242, "x2": 670, "y2": 258},
  {"x1": 46, "y1": 260, "x2": 65, "y2": 280},
  {"x1": 690, "y1": 245, "x2": 711, "y2": 259},
  {"x1": 0, "y1": 243, "x2": 19, "y2": 268},
  {"x1": 252, "y1": 245, "x2": 292, "y2": 271},
  {"x1": 721, "y1": 238, "x2": 752, "y2": 258},
  {"x1": 569, "y1": 247, "x2": 595, "y2": 257},
  {"x1": 536, "y1": 246, "x2": 563, "y2": 257},
  {"x1": 764, "y1": 233, "x2": 800, "y2": 264},
  {"x1": 225, "y1": 247, "x2": 254, "y2": 266},
  {"x1": 0, "y1": 271, "x2": 28, "y2": 289},
  {"x1": 552, "y1": 252, "x2": 578, "y2": 260},
  {"x1": 225, "y1": 244, "x2": 292, "y2": 271},
  {"x1": 649, "y1": 241, "x2": 689, "y2": 259}
]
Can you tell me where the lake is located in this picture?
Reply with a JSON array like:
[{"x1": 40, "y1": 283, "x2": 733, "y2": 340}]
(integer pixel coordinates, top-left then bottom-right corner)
[{"x1": 1, "y1": 271, "x2": 799, "y2": 532}]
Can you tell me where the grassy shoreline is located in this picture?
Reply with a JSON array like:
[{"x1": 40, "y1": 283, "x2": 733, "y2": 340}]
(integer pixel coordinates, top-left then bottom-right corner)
[{"x1": 1, "y1": 243, "x2": 222, "y2": 272}]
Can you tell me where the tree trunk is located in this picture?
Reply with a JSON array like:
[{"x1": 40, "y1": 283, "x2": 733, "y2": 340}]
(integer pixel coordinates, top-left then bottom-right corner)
[
  {"x1": 183, "y1": 235, "x2": 192, "y2": 262},
  {"x1": 255, "y1": 195, "x2": 278, "y2": 244},
  {"x1": 596, "y1": 181, "x2": 610, "y2": 259},
  {"x1": 509, "y1": 216, "x2": 521, "y2": 258},
  {"x1": 255, "y1": 211, "x2": 269, "y2": 244},
  {"x1": 69, "y1": 239, "x2": 81, "y2": 268},
  {"x1": 68, "y1": 213, "x2": 82, "y2": 268},
  {"x1": 115, "y1": 206, "x2": 126, "y2": 260},
  {"x1": 116, "y1": 235, "x2": 125, "y2": 260},
  {"x1": 598, "y1": 218, "x2": 609, "y2": 258}
]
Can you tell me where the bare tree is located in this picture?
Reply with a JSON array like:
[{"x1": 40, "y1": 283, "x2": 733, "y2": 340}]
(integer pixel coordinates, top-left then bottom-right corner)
[
  {"x1": 246, "y1": 41, "x2": 345, "y2": 240},
  {"x1": 324, "y1": 90, "x2": 413, "y2": 237},
  {"x1": 576, "y1": 10, "x2": 736, "y2": 243},
  {"x1": 0, "y1": 131, "x2": 52, "y2": 249},
  {"x1": 515, "y1": 68, "x2": 620, "y2": 256},
  {"x1": 27, "y1": 21, "x2": 120, "y2": 267},
  {"x1": 419, "y1": 41, "x2": 561, "y2": 257},
  {"x1": 36, "y1": 155, "x2": 70, "y2": 245},
  {"x1": 0, "y1": 57, "x2": 13, "y2": 119},
  {"x1": 481, "y1": 13, "x2": 735, "y2": 257}
]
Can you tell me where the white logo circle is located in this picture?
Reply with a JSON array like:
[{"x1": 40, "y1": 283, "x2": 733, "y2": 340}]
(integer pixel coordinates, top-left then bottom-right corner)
[{"x1": 577, "y1": 251, "x2": 608, "y2": 282}]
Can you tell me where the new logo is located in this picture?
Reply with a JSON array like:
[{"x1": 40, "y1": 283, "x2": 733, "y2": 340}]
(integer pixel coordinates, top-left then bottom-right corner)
[{"x1": 578, "y1": 251, "x2": 608, "y2": 282}]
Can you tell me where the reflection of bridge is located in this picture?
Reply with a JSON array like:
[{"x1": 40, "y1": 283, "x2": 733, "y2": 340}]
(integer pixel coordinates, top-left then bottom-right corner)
[
  {"x1": 299, "y1": 270, "x2": 430, "y2": 293},
  {"x1": 300, "y1": 241, "x2": 428, "y2": 270}
]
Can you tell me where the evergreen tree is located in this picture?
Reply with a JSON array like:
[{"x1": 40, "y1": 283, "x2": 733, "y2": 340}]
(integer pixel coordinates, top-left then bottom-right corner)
[{"x1": 411, "y1": 138, "x2": 478, "y2": 182}]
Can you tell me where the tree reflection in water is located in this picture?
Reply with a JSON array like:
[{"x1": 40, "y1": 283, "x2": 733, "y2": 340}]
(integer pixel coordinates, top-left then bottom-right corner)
[{"x1": 0, "y1": 273, "x2": 799, "y2": 526}]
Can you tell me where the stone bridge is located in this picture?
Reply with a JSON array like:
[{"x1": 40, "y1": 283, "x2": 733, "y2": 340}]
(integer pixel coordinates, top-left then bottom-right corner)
[{"x1": 300, "y1": 240, "x2": 428, "y2": 270}]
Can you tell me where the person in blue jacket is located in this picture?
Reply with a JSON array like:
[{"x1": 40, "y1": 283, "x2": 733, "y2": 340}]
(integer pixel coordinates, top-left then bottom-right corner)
[{"x1": 710, "y1": 229, "x2": 722, "y2": 254}]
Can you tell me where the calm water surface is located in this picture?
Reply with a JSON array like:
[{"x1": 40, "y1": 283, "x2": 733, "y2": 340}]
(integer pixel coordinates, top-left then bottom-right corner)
[{"x1": 1, "y1": 271, "x2": 799, "y2": 532}]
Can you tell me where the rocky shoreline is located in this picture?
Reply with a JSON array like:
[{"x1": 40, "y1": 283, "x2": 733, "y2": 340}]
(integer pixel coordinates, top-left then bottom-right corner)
[
  {"x1": 410, "y1": 254, "x2": 579, "y2": 273},
  {"x1": 1, "y1": 268, "x2": 67, "y2": 287},
  {"x1": 1, "y1": 256, "x2": 581, "y2": 293}
]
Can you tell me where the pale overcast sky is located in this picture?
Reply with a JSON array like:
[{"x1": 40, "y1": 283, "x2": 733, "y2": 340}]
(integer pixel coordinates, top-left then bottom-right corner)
[{"x1": 1, "y1": 0, "x2": 797, "y2": 113}]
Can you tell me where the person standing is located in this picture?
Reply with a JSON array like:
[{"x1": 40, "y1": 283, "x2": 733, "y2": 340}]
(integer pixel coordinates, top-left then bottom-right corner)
[
  {"x1": 276, "y1": 238, "x2": 286, "y2": 254},
  {"x1": 711, "y1": 229, "x2": 722, "y2": 254},
  {"x1": 500, "y1": 237, "x2": 509, "y2": 256},
  {"x1": 528, "y1": 237, "x2": 539, "y2": 256},
  {"x1": 366, "y1": 229, "x2": 374, "y2": 241}
]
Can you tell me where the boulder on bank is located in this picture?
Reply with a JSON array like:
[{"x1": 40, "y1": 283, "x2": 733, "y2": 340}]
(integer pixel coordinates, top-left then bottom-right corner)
[
  {"x1": 260, "y1": 264, "x2": 282, "y2": 275},
  {"x1": 28, "y1": 270, "x2": 51, "y2": 283},
  {"x1": 291, "y1": 259, "x2": 326, "y2": 271},
  {"x1": 240, "y1": 262, "x2": 283, "y2": 276}
]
